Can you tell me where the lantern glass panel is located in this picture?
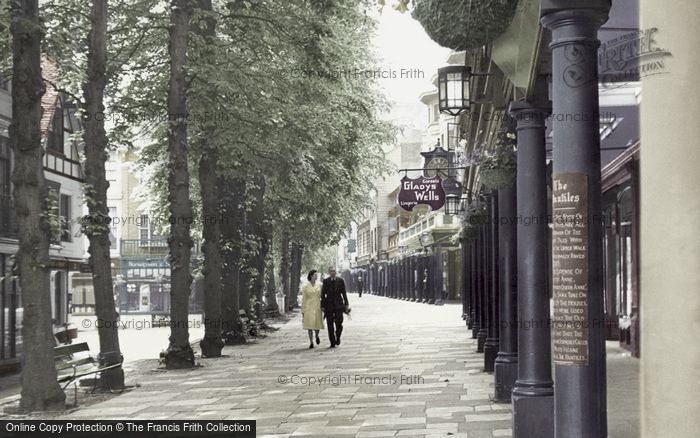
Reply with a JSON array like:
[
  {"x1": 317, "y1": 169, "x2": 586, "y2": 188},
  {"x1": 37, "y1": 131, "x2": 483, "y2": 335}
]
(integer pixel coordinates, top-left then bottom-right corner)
[{"x1": 445, "y1": 195, "x2": 459, "y2": 215}]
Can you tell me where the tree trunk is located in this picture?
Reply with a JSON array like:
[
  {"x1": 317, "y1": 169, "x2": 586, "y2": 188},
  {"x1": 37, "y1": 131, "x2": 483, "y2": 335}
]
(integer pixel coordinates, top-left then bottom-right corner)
[
  {"x1": 163, "y1": 0, "x2": 195, "y2": 369},
  {"x1": 264, "y1": 244, "x2": 279, "y2": 315},
  {"x1": 10, "y1": 0, "x2": 66, "y2": 411},
  {"x1": 220, "y1": 175, "x2": 246, "y2": 344},
  {"x1": 245, "y1": 173, "x2": 269, "y2": 321},
  {"x1": 238, "y1": 205, "x2": 250, "y2": 319},
  {"x1": 280, "y1": 231, "x2": 291, "y2": 312},
  {"x1": 290, "y1": 242, "x2": 303, "y2": 308},
  {"x1": 198, "y1": 147, "x2": 224, "y2": 356},
  {"x1": 192, "y1": 0, "x2": 223, "y2": 358},
  {"x1": 82, "y1": 0, "x2": 124, "y2": 389}
]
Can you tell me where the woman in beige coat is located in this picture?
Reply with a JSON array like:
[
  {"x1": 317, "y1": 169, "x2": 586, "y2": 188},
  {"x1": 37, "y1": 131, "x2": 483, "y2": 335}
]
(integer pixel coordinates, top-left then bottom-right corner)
[{"x1": 301, "y1": 270, "x2": 323, "y2": 348}]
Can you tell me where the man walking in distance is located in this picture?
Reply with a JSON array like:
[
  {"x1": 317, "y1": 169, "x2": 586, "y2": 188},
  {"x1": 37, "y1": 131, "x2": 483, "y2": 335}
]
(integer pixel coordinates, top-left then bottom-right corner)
[
  {"x1": 321, "y1": 266, "x2": 349, "y2": 348},
  {"x1": 357, "y1": 273, "x2": 363, "y2": 297}
]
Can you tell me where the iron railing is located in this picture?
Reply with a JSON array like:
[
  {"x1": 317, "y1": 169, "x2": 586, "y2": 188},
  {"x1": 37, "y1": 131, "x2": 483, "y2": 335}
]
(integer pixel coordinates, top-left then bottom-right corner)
[{"x1": 119, "y1": 238, "x2": 201, "y2": 257}]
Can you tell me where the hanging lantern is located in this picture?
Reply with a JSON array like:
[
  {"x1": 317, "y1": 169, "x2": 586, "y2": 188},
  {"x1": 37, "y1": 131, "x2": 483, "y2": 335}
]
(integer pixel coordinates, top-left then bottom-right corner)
[
  {"x1": 444, "y1": 194, "x2": 461, "y2": 215},
  {"x1": 438, "y1": 65, "x2": 472, "y2": 116}
]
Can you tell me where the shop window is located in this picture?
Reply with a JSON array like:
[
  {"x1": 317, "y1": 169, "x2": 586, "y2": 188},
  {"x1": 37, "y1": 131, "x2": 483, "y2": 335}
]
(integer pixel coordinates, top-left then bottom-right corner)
[{"x1": 617, "y1": 186, "x2": 634, "y2": 318}]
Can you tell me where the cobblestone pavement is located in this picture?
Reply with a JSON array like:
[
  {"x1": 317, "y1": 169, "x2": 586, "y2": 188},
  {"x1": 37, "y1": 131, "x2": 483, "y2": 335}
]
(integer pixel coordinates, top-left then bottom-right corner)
[{"x1": 58, "y1": 295, "x2": 514, "y2": 438}]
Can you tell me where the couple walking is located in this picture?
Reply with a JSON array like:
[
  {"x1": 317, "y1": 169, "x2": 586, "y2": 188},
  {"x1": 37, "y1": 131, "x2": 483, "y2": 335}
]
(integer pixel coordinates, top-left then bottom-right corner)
[{"x1": 301, "y1": 267, "x2": 349, "y2": 349}]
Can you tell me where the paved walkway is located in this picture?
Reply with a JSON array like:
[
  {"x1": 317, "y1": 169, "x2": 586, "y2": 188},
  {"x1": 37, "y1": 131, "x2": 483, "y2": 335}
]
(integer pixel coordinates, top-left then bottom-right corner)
[
  {"x1": 63, "y1": 295, "x2": 513, "y2": 438},
  {"x1": 3, "y1": 294, "x2": 639, "y2": 437}
]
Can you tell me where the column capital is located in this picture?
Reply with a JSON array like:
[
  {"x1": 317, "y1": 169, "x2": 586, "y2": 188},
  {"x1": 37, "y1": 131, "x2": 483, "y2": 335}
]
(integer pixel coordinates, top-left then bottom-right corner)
[
  {"x1": 540, "y1": 6, "x2": 610, "y2": 36},
  {"x1": 508, "y1": 100, "x2": 552, "y2": 128},
  {"x1": 540, "y1": 0, "x2": 611, "y2": 22}
]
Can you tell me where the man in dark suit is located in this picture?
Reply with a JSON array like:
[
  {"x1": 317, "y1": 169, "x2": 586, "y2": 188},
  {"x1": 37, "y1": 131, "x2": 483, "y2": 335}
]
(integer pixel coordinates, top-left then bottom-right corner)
[{"x1": 321, "y1": 266, "x2": 349, "y2": 348}]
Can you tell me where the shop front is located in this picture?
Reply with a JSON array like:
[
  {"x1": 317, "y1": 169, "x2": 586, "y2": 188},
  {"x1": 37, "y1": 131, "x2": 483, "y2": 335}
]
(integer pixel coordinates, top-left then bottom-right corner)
[{"x1": 602, "y1": 142, "x2": 641, "y2": 357}]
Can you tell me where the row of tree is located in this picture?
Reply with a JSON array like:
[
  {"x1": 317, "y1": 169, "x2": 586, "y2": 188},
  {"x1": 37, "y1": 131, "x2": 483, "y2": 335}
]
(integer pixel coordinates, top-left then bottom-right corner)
[{"x1": 2, "y1": 0, "x2": 392, "y2": 411}]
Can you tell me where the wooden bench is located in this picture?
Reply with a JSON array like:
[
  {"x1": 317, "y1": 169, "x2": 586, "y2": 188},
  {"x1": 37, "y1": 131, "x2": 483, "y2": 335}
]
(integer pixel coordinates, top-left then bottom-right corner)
[{"x1": 54, "y1": 342, "x2": 123, "y2": 403}]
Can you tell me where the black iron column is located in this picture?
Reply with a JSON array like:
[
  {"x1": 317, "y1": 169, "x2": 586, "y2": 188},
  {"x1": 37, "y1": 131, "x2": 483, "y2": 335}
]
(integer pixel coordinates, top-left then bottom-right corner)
[
  {"x1": 394, "y1": 261, "x2": 399, "y2": 299},
  {"x1": 495, "y1": 183, "x2": 518, "y2": 402},
  {"x1": 382, "y1": 265, "x2": 386, "y2": 297},
  {"x1": 541, "y1": 4, "x2": 610, "y2": 436},
  {"x1": 422, "y1": 255, "x2": 428, "y2": 303},
  {"x1": 404, "y1": 258, "x2": 409, "y2": 301},
  {"x1": 402, "y1": 257, "x2": 408, "y2": 300},
  {"x1": 396, "y1": 261, "x2": 401, "y2": 299},
  {"x1": 415, "y1": 257, "x2": 422, "y2": 302},
  {"x1": 484, "y1": 191, "x2": 500, "y2": 371},
  {"x1": 382, "y1": 265, "x2": 387, "y2": 297},
  {"x1": 427, "y1": 251, "x2": 436, "y2": 304},
  {"x1": 389, "y1": 262, "x2": 394, "y2": 298},
  {"x1": 470, "y1": 240, "x2": 479, "y2": 338},
  {"x1": 461, "y1": 237, "x2": 470, "y2": 324},
  {"x1": 434, "y1": 244, "x2": 444, "y2": 305},
  {"x1": 396, "y1": 259, "x2": 401, "y2": 299},
  {"x1": 477, "y1": 224, "x2": 488, "y2": 352},
  {"x1": 382, "y1": 260, "x2": 391, "y2": 298},
  {"x1": 423, "y1": 254, "x2": 433, "y2": 304},
  {"x1": 397, "y1": 260, "x2": 401, "y2": 299},
  {"x1": 409, "y1": 256, "x2": 416, "y2": 301},
  {"x1": 510, "y1": 100, "x2": 554, "y2": 438}
]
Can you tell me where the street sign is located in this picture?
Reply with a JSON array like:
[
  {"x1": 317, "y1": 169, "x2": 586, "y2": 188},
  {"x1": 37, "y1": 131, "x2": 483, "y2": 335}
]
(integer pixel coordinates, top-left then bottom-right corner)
[{"x1": 398, "y1": 175, "x2": 445, "y2": 212}]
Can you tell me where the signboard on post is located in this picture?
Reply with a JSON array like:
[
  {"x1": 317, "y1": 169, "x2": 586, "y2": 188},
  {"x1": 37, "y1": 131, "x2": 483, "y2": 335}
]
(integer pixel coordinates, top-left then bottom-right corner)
[
  {"x1": 397, "y1": 175, "x2": 445, "y2": 212},
  {"x1": 552, "y1": 172, "x2": 590, "y2": 366}
]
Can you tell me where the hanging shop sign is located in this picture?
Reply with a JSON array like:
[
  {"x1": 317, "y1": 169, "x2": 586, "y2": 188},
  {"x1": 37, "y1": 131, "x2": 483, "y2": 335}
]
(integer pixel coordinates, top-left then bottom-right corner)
[
  {"x1": 398, "y1": 175, "x2": 445, "y2": 212},
  {"x1": 551, "y1": 172, "x2": 590, "y2": 366}
]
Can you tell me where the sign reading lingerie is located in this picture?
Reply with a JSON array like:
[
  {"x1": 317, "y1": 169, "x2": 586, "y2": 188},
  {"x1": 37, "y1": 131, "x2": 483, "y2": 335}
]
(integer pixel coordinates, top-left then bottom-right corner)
[{"x1": 398, "y1": 175, "x2": 445, "y2": 212}]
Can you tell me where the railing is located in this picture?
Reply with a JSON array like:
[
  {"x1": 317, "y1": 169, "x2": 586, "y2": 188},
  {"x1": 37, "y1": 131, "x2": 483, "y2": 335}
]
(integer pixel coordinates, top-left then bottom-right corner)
[
  {"x1": 0, "y1": 194, "x2": 17, "y2": 238},
  {"x1": 43, "y1": 150, "x2": 84, "y2": 181},
  {"x1": 120, "y1": 239, "x2": 168, "y2": 257},
  {"x1": 120, "y1": 239, "x2": 200, "y2": 257}
]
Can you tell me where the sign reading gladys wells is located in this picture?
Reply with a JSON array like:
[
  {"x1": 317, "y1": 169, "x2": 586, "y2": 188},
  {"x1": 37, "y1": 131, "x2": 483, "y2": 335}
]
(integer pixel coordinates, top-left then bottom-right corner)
[
  {"x1": 398, "y1": 175, "x2": 445, "y2": 212},
  {"x1": 552, "y1": 172, "x2": 590, "y2": 366}
]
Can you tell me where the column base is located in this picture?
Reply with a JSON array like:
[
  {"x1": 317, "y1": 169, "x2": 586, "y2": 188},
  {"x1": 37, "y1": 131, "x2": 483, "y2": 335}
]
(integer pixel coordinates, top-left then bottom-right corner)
[
  {"x1": 471, "y1": 325, "x2": 479, "y2": 339},
  {"x1": 512, "y1": 391, "x2": 554, "y2": 438},
  {"x1": 477, "y1": 329, "x2": 487, "y2": 352},
  {"x1": 494, "y1": 353, "x2": 518, "y2": 403},
  {"x1": 427, "y1": 299, "x2": 435, "y2": 304},
  {"x1": 434, "y1": 299, "x2": 444, "y2": 306},
  {"x1": 483, "y1": 339, "x2": 499, "y2": 372}
]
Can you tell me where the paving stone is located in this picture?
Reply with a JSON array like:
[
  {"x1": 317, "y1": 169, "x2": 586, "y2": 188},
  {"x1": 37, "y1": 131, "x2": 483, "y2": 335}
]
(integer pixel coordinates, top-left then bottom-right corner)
[{"x1": 14, "y1": 296, "x2": 518, "y2": 437}]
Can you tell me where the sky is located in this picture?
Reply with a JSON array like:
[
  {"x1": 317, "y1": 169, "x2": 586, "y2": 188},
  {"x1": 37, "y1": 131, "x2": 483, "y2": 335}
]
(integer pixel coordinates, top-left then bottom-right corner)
[{"x1": 371, "y1": 7, "x2": 451, "y2": 129}]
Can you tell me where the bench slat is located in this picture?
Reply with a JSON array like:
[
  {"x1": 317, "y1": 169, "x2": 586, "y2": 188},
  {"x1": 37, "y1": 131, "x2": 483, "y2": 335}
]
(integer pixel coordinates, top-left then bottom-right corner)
[
  {"x1": 57, "y1": 363, "x2": 122, "y2": 383},
  {"x1": 54, "y1": 342, "x2": 90, "y2": 357},
  {"x1": 56, "y1": 356, "x2": 95, "y2": 371}
]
